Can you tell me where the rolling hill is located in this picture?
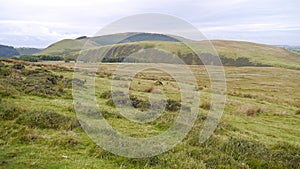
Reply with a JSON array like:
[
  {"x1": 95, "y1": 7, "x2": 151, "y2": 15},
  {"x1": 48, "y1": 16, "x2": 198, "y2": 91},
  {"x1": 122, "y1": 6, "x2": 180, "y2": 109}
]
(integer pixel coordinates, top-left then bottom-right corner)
[
  {"x1": 0, "y1": 45, "x2": 19, "y2": 58},
  {"x1": 38, "y1": 32, "x2": 185, "y2": 56},
  {"x1": 0, "y1": 44, "x2": 41, "y2": 58},
  {"x1": 276, "y1": 45, "x2": 300, "y2": 52},
  {"x1": 16, "y1": 47, "x2": 42, "y2": 55},
  {"x1": 37, "y1": 32, "x2": 300, "y2": 69}
]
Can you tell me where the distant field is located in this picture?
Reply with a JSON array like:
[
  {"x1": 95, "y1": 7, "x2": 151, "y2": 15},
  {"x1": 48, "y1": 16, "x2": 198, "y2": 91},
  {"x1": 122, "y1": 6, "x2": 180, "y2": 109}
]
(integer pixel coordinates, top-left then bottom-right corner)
[{"x1": 0, "y1": 59, "x2": 299, "y2": 168}]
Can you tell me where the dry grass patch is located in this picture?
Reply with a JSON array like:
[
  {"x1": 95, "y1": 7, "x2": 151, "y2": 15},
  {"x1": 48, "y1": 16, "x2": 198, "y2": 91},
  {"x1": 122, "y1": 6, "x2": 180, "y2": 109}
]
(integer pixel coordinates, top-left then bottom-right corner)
[{"x1": 235, "y1": 104, "x2": 265, "y2": 116}]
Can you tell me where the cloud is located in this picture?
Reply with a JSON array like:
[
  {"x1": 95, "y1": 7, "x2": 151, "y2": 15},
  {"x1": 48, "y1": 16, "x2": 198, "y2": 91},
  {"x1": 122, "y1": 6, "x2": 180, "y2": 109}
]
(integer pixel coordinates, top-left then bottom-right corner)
[
  {"x1": 0, "y1": 20, "x2": 91, "y2": 47},
  {"x1": 0, "y1": 0, "x2": 299, "y2": 47}
]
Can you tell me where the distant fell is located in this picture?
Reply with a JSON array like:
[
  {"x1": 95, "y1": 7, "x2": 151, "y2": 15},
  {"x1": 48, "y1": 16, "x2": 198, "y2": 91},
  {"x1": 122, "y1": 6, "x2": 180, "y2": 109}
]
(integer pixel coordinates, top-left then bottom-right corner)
[
  {"x1": 0, "y1": 44, "x2": 19, "y2": 58},
  {"x1": 16, "y1": 47, "x2": 42, "y2": 55},
  {"x1": 37, "y1": 32, "x2": 300, "y2": 69}
]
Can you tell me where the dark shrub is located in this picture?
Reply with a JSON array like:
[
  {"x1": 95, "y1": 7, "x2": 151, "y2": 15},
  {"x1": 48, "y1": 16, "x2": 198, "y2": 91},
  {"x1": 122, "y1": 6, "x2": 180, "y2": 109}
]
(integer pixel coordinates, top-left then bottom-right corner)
[
  {"x1": 12, "y1": 63, "x2": 25, "y2": 70},
  {"x1": 130, "y1": 95, "x2": 150, "y2": 111},
  {"x1": 100, "y1": 90, "x2": 112, "y2": 99},
  {"x1": 166, "y1": 99, "x2": 181, "y2": 112},
  {"x1": 106, "y1": 99, "x2": 115, "y2": 107}
]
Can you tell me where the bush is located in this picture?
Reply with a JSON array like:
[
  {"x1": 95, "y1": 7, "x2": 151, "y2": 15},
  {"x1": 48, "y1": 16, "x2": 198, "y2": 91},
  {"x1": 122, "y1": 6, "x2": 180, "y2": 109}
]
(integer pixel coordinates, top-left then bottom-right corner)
[
  {"x1": 105, "y1": 94, "x2": 151, "y2": 111},
  {"x1": 64, "y1": 58, "x2": 75, "y2": 62},
  {"x1": 166, "y1": 99, "x2": 181, "y2": 112},
  {"x1": 15, "y1": 55, "x2": 64, "y2": 62},
  {"x1": 130, "y1": 95, "x2": 150, "y2": 111},
  {"x1": 100, "y1": 90, "x2": 112, "y2": 99},
  {"x1": 12, "y1": 63, "x2": 25, "y2": 70}
]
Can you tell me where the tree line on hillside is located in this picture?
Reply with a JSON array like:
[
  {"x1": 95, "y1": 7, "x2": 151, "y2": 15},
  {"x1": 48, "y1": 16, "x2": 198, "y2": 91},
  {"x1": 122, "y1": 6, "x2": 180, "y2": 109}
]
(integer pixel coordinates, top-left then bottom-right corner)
[{"x1": 11, "y1": 55, "x2": 75, "y2": 62}]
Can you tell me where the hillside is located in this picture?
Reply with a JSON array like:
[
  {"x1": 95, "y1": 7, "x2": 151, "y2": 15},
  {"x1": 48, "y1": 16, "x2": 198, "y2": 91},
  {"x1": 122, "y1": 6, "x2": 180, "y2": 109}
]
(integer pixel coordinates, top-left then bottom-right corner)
[
  {"x1": 37, "y1": 33, "x2": 300, "y2": 69},
  {"x1": 212, "y1": 40, "x2": 300, "y2": 69},
  {"x1": 16, "y1": 47, "x2": 41, "y2": 55},
  {"x1": 0, "y1": 45, "x2": 19, "y2": 58},
  {"x1": 38, "y1": 32, "x2": 184, "y2": 56},
  {"x1": 0, "y1": 45, "x2": 41, "y2": 58},
  {"x1": 277, "y1": 45, "x2": 300, "y2": 52},
  {"x1": 38, "y1": 39, "x2": 87, "y2": 56}
]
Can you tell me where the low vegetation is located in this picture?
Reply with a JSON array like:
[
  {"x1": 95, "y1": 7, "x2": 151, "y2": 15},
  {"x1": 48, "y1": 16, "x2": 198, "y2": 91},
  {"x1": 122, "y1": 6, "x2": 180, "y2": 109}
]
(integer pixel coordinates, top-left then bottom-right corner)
[{"x1": 0, "y1": 59, "x2": 299, "y2": 168}]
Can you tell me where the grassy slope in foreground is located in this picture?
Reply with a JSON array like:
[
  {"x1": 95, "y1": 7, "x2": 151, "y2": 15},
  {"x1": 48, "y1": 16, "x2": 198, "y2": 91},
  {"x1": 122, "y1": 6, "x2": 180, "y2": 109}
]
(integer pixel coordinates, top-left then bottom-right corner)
[{"x1": 0, "y1": 59, "x2": 299, "y2": 168}]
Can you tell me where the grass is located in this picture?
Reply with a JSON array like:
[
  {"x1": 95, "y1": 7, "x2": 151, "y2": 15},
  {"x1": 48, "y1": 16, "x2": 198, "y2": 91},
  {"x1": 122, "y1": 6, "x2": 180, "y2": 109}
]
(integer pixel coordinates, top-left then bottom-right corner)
[{"x1": 0, "y1": 59, "x2": 299, "y2": 168}]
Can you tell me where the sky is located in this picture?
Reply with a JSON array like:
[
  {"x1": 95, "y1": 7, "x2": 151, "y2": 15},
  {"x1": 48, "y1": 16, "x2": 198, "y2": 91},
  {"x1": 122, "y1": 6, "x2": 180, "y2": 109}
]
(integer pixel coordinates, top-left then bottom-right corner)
[{"x1": 0, "y1": 0, "x2": 299, "y2": 48}]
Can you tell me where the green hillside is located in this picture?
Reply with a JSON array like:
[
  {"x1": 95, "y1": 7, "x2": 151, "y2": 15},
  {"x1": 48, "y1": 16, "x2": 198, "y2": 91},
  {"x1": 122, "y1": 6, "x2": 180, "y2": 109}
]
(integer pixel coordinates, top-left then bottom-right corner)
[
  {"x1": 16, "y1": 47, "x2": 41, "y2": 55},
  {"x1": 0, "y1": 45, "x2": 41, "y2": 58},
  {"x1": 212, "y1": 40, "x2": 300, "y2": 69},
  {"x1": 37, "y1": 39, "x2": 87, "y2": 56},
  {"x1": 37, "y1": 33, "x2": 300, "y2": 69}
]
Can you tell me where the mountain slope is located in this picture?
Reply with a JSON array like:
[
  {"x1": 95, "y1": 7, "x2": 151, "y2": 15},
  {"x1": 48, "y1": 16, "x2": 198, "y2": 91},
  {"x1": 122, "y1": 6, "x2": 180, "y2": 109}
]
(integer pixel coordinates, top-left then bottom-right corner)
[
  {"x1": 38, "y1": 39, "x2": 87, "y2": 56},
  {"x1": 16, "y1": 47, "x2": 41, "y2": 55},
  {"x1": 212, "y1": 40, "x2": 300, "y2": 69},
  {"x1": 38, "y1": 32, "x2": 188, "y2": 56},
  {"x1": 38, "y1": 33, "x2": 300, "y2": 69},
  {"x1": 0, "y1": 45, "x2": 20, "y2": 58}
]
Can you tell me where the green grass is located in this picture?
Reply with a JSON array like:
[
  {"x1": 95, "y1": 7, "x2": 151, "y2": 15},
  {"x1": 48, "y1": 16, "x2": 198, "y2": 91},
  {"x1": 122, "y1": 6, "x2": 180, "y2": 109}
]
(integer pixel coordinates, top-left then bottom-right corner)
[
  {"x1": 38, "y1": 39, "x2": 87, "y2": 56},
  {"x1": 0, "y1": 60, "x2": 299, "y2": 168}
]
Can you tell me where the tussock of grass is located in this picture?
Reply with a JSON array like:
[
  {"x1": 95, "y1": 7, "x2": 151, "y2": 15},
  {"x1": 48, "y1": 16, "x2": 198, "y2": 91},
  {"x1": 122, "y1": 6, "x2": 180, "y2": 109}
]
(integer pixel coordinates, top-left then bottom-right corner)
[
  {"x1": 246, "y1": 107, "x2": 264, "y2": 116},
  {"x1": 141, "y1": 85, "x2": 154, "y2": 93},
  {"x1": 200, "y1": 101, "x2": 211, "y2": 110},
  {"x1": 16, "y1": 110, "x2": 78, "y2": 130},
  {"x1": 130, "y1": 95, "x2": 150, "y2": 111},
  {"x1": 166, "y1": 99, "x2": 181, "y2": 112},
  {"x1": 100, "y1": 90, "x2": 112, "y2": 99},
  {"x1": 235, "y1": 105, "x2": 265, "y2": 116},
  {"x1": 0, "y1": 102, "x2": 24, "y2": 120}
]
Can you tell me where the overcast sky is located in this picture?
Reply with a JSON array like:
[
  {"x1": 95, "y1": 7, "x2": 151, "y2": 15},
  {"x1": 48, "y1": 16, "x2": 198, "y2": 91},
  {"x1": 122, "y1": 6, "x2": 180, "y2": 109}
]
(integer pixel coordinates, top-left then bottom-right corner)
[{"x1": 0, "y1": 0, "x2": 299, "y2": 48}]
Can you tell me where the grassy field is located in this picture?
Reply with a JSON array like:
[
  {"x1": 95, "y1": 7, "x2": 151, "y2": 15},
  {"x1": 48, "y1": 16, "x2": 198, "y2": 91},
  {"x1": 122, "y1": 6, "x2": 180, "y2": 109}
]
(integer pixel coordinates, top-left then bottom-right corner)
[{"x1": 0, "y1": 59, "x2": 299, "y2": 168}]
